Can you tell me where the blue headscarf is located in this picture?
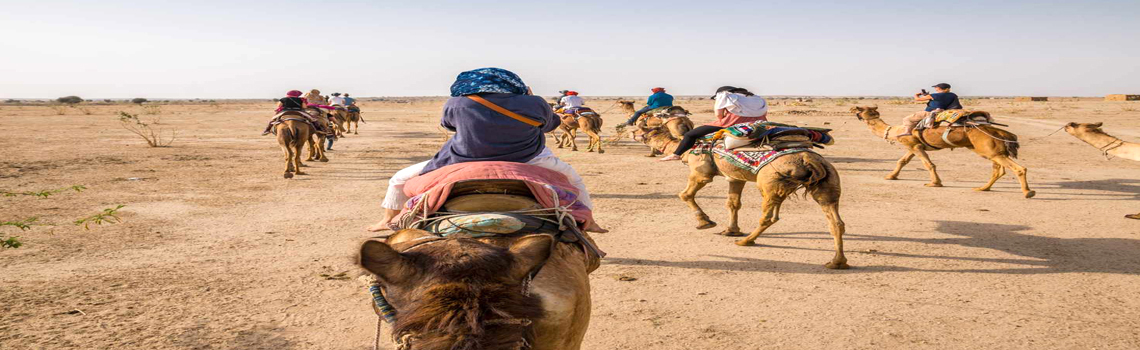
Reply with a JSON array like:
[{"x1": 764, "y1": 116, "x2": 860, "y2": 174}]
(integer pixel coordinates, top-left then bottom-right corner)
[{"x1": 449, "y1": 67, "x2": 528, "y2": 97}]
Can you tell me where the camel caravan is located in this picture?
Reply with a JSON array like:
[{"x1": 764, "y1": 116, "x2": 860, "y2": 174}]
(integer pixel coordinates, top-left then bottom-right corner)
[
  {"x1": 253, "y1": 72, "x2": 1136, "y2": 348},
  {"x1": 263, "y1": 89, "x2": 364, "y2": 178}
]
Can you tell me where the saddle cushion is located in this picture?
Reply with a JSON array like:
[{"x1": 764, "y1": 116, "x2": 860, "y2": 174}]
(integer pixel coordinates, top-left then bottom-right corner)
[
  {"x1": 690, "y1": 141, "x2": 815, "y2": 174},
  {"x1": 706, "y1": 121, "x2": 834, "y2": 150},
  {"x1": 650, "y1": 106, "x2": 689, "y2": 117},
  {"x1": 402, "y1": 162, "x2": 597, "y2": 230}
]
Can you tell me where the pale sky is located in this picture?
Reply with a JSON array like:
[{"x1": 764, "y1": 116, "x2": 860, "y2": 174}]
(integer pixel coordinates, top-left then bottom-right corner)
[{"x1": 1, "y1": 0, "x2": 1138, "y2": 99}]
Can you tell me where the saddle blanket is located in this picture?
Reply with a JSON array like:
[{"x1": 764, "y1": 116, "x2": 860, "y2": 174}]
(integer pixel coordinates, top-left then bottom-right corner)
[
  {"x1": 650, "y1": 106, "x2": 689, "y2": 117},
  {"x1": 690, "y1": 142, "x2": 815, "y2": 174},
  {"x1": 402, "y1": 161, "x2": 597, "y2": 230},
  {"x1": 266, "y1": 111, "x2": 318, "y2": 135},
  {"x1": 704, "y1": 121, "x2": 834, "y2": 146}
]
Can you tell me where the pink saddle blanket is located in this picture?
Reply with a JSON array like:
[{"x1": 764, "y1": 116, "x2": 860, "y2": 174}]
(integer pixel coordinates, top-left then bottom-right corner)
[{"x1": 400, "y1": 161, "x2": 598, "y2": 231}]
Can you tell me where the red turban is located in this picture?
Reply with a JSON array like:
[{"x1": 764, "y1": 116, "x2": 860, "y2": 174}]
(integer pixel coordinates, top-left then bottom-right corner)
[
  {"x1": 286, "y1": 90, "x2": 303, "y2": 97},
  {"x1": 651, "y1": 87, "x2": 665, "y2": 93},
  {"x1": 567, "y1": 91, "x2": 579, "y2": 95}
]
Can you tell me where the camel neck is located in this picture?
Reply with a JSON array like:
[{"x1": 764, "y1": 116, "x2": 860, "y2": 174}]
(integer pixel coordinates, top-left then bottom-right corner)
[
  {"x1": 864, "y1": 118, "x2": 891, "y2": 137},
  {"x1": 1077, "y1": 131, "x2": 1124, "y2": 150}
]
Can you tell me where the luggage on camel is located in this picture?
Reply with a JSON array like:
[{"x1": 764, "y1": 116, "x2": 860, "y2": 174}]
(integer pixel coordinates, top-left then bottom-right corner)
[
  {"x1": 917, "y1": 110, "x2": 999, "y2": 131},
  {"x1": 687, "y1": 121, "x2": 836, "y2": 174}
]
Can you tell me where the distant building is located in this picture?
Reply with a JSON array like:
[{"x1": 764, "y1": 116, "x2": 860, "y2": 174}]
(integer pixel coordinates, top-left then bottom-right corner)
[
  {"x1": 1105, "y1": 94, "x2": 1140, "y2": 101},
  {"x1": 1014, "y1": 96, "x2": 1048, "y2": 102}
]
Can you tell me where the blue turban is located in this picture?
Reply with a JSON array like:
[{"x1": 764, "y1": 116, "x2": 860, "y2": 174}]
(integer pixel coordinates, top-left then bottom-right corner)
[{"x1": 449, "y1": 67, "x2": 528, "y2": 97}]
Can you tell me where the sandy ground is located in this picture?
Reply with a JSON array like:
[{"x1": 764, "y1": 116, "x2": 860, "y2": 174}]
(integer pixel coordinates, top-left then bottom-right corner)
[{"x1": 2, "y1": 97, "x2": 1140, "y2": 349}]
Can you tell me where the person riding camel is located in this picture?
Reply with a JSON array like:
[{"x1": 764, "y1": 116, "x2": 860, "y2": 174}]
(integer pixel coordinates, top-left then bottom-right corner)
[
  {"x1": 329, "y1": 92, "x2": 346, "y2": 107},
  {"x1": 303, "y1": 89, "x2": 327, "y2": 106},
  {"x1": 343, "y1": 93, "x2": 359, "y2": 112},
  {"x1": 262, "y1": 89, "x2": 330, "y2": 135},
  {"x1": 897, "y1": 83, "x2": 963, "y2": 137},
  {"x1": 622, "y1": 87, "x2": 674, "y2": 126},
  {"x1": 367, "y1": 67, "x2": 603, "y2": 232},
  {"x1": 558, "y1": 91, "x2": 585, "y2": 113},
  {"x1": 659, "y1": 86, "x2": 769, "y2": 161}
]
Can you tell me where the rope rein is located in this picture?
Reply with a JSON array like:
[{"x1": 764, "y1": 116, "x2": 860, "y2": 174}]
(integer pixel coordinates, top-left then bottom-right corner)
[{"x1": 1099, "y1": 138, "x2": 1126, "y2": 160}]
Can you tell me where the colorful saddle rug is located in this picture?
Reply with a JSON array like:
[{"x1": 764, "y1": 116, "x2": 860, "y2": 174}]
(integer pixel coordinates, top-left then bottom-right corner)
[
  {"x1": 933, "y1": 109, "x2": 991, "y2": 124},
  {"x1": 702, "y1": 121, "x2": 834, "y2": 149},
  {"x1": 690, "y1": 141, "x2": 815, "y2": 174}
]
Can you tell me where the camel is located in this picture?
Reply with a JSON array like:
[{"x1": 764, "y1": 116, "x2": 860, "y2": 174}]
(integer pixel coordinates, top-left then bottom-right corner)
[
  {"x1": 329, "y1": 108, "x2": 348, "y2": 137},
  {"x1": 360, "y1": 229, "x2": 596, "y2": 350},
  {"x1": 851, "y1": 106, "x2": 1035, "y2": 198},
  {"x1": 302, "y1": 107, "x2": 330, "y2": 162},
  {"x1": 345, "y1": 108, "x2": 361, "y2": 134},
  {"x1": 632, "y1": 114, "x2": 694, "y2": 157},
  {"x1": 637, "y1": 125, "x2": 849, "y2": 269},
  {"x1": 555, "y1": 110, "x2": 605, "y2": 153},
  {"x1": 1064, "y1": 122, "x2": 1140, "y2": 220},
  {"x1": 555, "y1": 114, "x2": 580, "y2": 151},
  {"x1": 275, "y1": 117, "x2": 313, "y2": 179}
]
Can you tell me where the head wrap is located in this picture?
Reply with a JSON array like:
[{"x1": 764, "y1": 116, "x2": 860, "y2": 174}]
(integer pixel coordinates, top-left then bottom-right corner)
[
  {"x1": 286, "y1": 90, "x2": 302, "y2": 97},
  {"x1": 332, "y1": 92, "x2": 341, "y2": 96},
  {"x1": 449, "y1": 68, "x2": 528, "y2": 97},
  {"x1": 651, "y1": 87, "x2": 665, "y2": 93},
  {"x1": 566, "y1": 91, "x2": 579, "y2": 96}
]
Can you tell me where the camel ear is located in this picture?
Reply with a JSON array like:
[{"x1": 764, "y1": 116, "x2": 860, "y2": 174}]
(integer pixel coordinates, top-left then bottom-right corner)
[
  {"x1": 868, "y1": 106, "x2": 879, "y2": 111},
  {"x1": 851, "y1": 107, "x2": 863, "y2": 112},
  {"x1": 508, "y1": 235, "x2": 555, "y2": 282},
  {"x1": 360, "y1": 239, "x2": 418, "y2": 284},
  {"x1": 1091, "y1": 122, "x2": 1104, "y2": 128}
]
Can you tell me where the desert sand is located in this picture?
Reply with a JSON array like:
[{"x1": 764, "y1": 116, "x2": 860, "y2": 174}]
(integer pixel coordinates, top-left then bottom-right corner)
[{"x1": 2, "y1": 97, "x2": 1140, "y2": 349}]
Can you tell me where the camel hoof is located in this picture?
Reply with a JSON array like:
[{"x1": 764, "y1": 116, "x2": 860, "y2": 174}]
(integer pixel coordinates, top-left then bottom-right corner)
[
  {"x1": 319, "y1": 158, "x2": 329, "y2": 162},
  {"x1": 1125, "y1": 214, "x2": 1140, "y2": 220},
  {"x1": 734, "y1": 240, "x2": 755, "y2": 247},
  {"x1": 925, "y1": 183, "x2": 943, "y2": 188},
  {"x1": 973, "y1": 187, "x2": 991, "y2": 192},
  {"x1": 294, "y1": 171, "x2": 307, "y2": 175},
  {"x1": 719, "y1": 230, "x2": 745, "y2": 237},
  {"x1": 645, "y1": 154, "x2": 657, "y2": 158},
  {"x1": 354, "y1": 132, "x2": 358, "y2": 135},
  {"x1": 283, "y1": 172, "x2": 293, "y2": 179},
  {"x1": 825, "y1": 262, "x2": 850, "y2": 270},
  {"x1": 1025, "y1": 190, "x2": 1036, "y2": 199},
  {"x1": 884, "y1": 176, "x2": 899, "y2": 180},
  {"x1": 300, "y1": 164, "x2": 310, "y2": 168},
  {"x1": 598, "y1": 150, "x2": 605, "y2": 154},
  {"x1": 696, "y1": 221, "x2": 717, "y2": 230}
]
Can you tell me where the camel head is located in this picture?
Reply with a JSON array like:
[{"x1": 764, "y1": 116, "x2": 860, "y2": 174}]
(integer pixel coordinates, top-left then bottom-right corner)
[
  {"x1": 851, "y1": 106, "x2": 880, "y2": 121},
  {"x1": 1064, "y1": 122, "x2": 1105, "y2": 136},
  {"x1": 360, "y1": 230, "x2": 553, "y2": 350}
]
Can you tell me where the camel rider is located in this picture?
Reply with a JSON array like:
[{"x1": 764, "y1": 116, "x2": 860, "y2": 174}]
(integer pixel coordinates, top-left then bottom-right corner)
[
  {"x1": 552, "y1": 90, "x2": 569, "y2": 108},
  {"x1": 558, "y1": 91, "x2": 585, "y2": 113},
  {"x1": 329, "y1": 92, "x2": 346, "y2": 107},
  {"x1": 263, "y1": 90, "x2": 329, "y2": 135},
  {"x1": 303, "y1": 89, "x2": 327, "y2": 106},
  {"x1": 344, "y1": 93, "x2": 359, "y2": 112},
  {"x1": 622, "y1": 87, "x2": 674, "y2": 126},
  {"x1": 898, "y1": 83, "x2": 963, "y2": 137},
  {"x1": 368, "y1": 67, "x2": 602, "y2": 232},
  {"x1": 659, "y1": 86, "x2": 769, "y2": 161}
]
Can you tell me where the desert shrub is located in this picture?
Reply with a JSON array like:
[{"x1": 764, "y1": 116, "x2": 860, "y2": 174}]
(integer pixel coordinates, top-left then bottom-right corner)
[
  {"x1": 118, "y1": 111, "x2": 176, "y2": 147},
  {"x1": 131, "y1": 98, "x2": 148, "y2": 104},
  {"x1": 50, "y1": 106, "x2": 68, "y2": 115},
  {"x1": 77, "y1": 106, "x2": 94, "y2": 115},
  {"x1": 4, "y1": 99, "x2": 19, "y2": 104},
  {"x1": 56, "y1": 96, "x2": 83, "y2": 104},
  {"x1": 142, "y1": 104, "x2": 162, "y2": 115},
  {"x1": 1, "y1": 185, "x2": 112, "y2": 250}
]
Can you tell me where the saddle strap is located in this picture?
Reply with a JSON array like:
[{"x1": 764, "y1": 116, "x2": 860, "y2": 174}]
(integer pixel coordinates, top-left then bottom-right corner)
[
  {"x1": 915, "y1": 129, "x2": 942, "y2": 150},
  {"x1": 467, "y1": 95, "x2": 542, "y2": 127},
  {"x1": 941, "y1": 127, "x2": 960, "y2": 147}
]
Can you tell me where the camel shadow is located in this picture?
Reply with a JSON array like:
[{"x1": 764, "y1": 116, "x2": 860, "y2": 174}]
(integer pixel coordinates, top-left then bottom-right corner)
[
  {"x1": 1050, "y1": 178, "x2": 1140, "y2": 199},
  {"x1": 607, "y1": 220, "x2": 1140, "y2": 275},
  {"x1": 826, "y1": 157, "x2": 895, "y2": 164},
  {"x1": 592, "y1": 192, "x2": 726, "y2": 200}
]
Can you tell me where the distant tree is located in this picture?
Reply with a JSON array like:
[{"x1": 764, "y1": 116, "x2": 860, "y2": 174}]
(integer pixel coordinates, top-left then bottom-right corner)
[
  {"x1": 131, "y1": 98, "x2": 148, "y2": 104},
  {"x1": 56, "y1": 96, "x2": 83, "y2": 104}
]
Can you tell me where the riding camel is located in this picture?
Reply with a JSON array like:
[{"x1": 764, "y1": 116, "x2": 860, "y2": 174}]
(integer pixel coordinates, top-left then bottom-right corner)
[
  {"x1": 637, "y1": 125, "x2": 849, "y2": 269},
  {"x1": 303, "y1": 107, "x2": 330, "y2": 162},
  {"x1": 555, "y1": 110, "x2": 605, "y2": 153},
  {"x1": 329, "y1": 108, "x2": 348, "y2": 137},
  {"x1": 631, "y1": 112, "x2": 694, "y2": 157},
  {"x1": 360, "y1": 229, "x2": 596, "y2": 349},
  {"x1": 345, "y1": 108, "x2": 361, "y2": 134},
  {"x1": 275, "y1": 116, "x2": 314, "y2": 178},
  {"x1": 851, "y1": 106, "x2": 1035, "y2": 198},
  {"x1": 1064, "y1": 122, "x2": 1140, "y2": 219}
]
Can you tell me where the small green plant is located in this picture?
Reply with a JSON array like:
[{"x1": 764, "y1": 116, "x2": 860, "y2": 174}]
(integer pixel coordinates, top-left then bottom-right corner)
[
  {"x1": 74, "y1": 205, "x2": 125, "y2": 230},
  {"x1": 2, "y1": 185, "x2": 86, "y2": 198},
  {"x1": 119, "y1": 111, "x2": 176, "y2": 147},
  {"x1": 1, "y1": 218, "x2": 38, "y2": 249}
]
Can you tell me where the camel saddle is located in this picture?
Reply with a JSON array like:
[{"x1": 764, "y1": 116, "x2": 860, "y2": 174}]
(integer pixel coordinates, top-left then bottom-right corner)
[
  {"x1": 716, "y1": 121, "x2": 834, "y2": 151},
  {"x1": 650, "y1": 106, "x2": 690, "y2": 118},
  {"x1": 558, "y1": 107, "x2": 599, "y2": 118}
]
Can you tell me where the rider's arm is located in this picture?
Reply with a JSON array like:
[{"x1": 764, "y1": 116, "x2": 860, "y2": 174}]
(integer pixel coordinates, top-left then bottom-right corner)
[{"x1": 914, "y1": 94, "x2": 934, "y2": 102}]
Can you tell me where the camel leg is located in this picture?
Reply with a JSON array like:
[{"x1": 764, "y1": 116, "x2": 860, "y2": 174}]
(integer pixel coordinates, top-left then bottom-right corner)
[
  {"x1": 975, "y1": 161, "x2": 1005, "y2": 192},
  {"x1": 720, "y1": 180, "x2": 747, "y2": 236},
  {"x1": 281, "y1": 144, "x2": 294, "y2": 179},
  {"x1": 317, "y1": 135, "x2": 329, "y2": 162},
  {"x1": 885, "y1": 151, "x2": 915, "y2": 180},
  {"x1": 353, "y1": 121, "x2": 358, "y2": 134},
  {"x1": 292, "y1": 139, "x2": 307, "y2": 176},
  {"x1": 594, "y1": 131, "x2": 605, "y2": 154},
  {"x1": 993, "y1": 156, "x2": 1035, "y2": 198},
  {"x1": 569, "y1": 129, "x2": 579, "y2": 151},
  {"x1": 912, "y1": 148, "x2": 943, "y2": 187},
  {"x1": 306, "y1": 135, "x2": 317, "y2": 161},
  {"x1": 679, "y1": 173, "x2": 717, "y2": 229},
  {"x1": 735, "y1": 185, "x2": 786, "y2": 246}
]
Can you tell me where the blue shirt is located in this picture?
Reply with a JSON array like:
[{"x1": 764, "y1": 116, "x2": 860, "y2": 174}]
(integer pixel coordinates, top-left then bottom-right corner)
[
  {"x1": 926, "y1": 92, "x2": 962, "y2": 112},
  {"x1": 422, "y1": 93, "x2": 560, "y2": 174},
  {"x1": 646, "y1": 92, "x2": 674, "y2": 109},
  {"x1": 343, "y1": 97, "x2": 356, "y2": 105}
]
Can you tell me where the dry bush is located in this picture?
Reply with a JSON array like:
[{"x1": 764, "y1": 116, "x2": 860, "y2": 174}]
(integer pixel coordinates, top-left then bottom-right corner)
[
  {"x1": 1122, "y1": 106, "x2": 1137, "y2": 112},
  {"x1": 77, "y1": 106, "x2": 94, "y2": 115},
  {"x1": 50, "y1": 106, "x2": 68, "y2": 115},
  {"x1": 118, "y1": 111, "x2": 176, "y2": 147},
  {"x1": 142, "y1": 105, "x2": 162, "y2": 115}
]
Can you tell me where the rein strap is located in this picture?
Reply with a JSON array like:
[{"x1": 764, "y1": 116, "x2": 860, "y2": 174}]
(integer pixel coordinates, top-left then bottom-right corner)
[{"x1": 467, "y1": 95, "x2": 542, "y2": 127}]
